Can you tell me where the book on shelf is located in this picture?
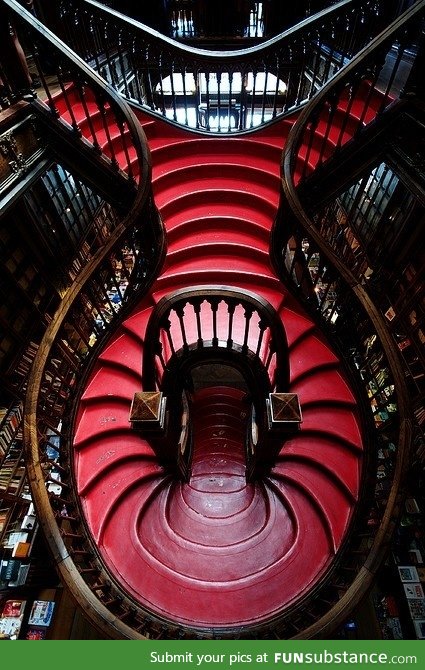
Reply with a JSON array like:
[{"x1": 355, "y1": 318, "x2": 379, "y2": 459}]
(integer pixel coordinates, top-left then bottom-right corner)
[
  {"x1": 8, "y1": 562, "x2": 30, "y2": 587},
  {"x1": 1, "y1": 599, "x2": 26, "y2": 618},
  {"x1": 0, "y1": 616, "x2": 24, "y2": 639},
  {"x1": 0, "y1": 599, "x2": 26, "y2": 640},
  {"x1": 0, "y1": 559, "x2": 21, "y2": 582},
  {"x1": 21, "y1": 513, "x2": 36, "y2": 530},
  {"x1": 12, "y1": 541, "x2": 31, "y2": 558},
  {"x1": 398, "y1": 565, "x2": 420, "y2": 582},
  {"x1": 388, "y1": 617, "x2": 404, "y2": 639},
  {"x1": 3, "y1": 530, "x2": 28, "y2": 549},
  {"x1": 28, "y1": 600, "x2": 55, "y2": 627},
  {"x1": 403, "y1": 582, "x2": 425, "y2": 599},
  {"x1": 408, "y1": 598, "x2": 425, "y2": 619},
  {"x1": 25, "y1": 627, "x2": 47, "y2": 640},
  {"x1": 413, "y1": 619, "x2": 425, "y2": 639},
  {"x1": 405, "y1": 497, "x2": 421, "y2": 514}
]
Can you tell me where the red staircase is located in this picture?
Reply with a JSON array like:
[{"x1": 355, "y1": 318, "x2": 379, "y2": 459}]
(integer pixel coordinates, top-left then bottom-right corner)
[{"x1": 56, "y1": 99, "x2": 364, "y2": 630}]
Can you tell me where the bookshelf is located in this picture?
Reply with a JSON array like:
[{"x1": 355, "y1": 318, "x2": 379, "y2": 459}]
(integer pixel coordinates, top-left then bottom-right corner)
[{"x1": 0, "y1": 398, "x2": 39, "y2": 606}]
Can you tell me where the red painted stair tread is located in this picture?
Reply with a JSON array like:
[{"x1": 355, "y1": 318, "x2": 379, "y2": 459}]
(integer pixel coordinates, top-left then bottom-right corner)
[
  {"x1": 81, "y1": 362, "x2": 141, "y2": 402},
  {"x1": 280, "y1": 434, "x2": 361, "y2": 497},
  {"x1": 300, "y1": 406, "x2": 362, "y2": 449},
  {"x1": 289, "y1": 334, "x2": 339, "y2": 381},
  {"x1": 76, "y1": 431, "x2": 157, "y2": 495},
  {"x1": 291, "y1": 367, "x2": 357, "y2": 406},
  {"x1": 74, "y1": 399, "x2": 132, "y2": 447}
]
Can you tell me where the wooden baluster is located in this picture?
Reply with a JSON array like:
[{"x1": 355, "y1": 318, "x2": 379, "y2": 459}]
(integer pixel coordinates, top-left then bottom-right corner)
[
  {"x1": 193, "y1": 299, "x2": 203, "y2": 348},
  {"x1": 255, "y1": 318, "x2": 268, "y2": 359},
  {"x1": 209, "y1": 298, "x2": 219, "y2": 346},
  {"x1": 242, "y1": 305, "x2": 254, "y2": 354},
  {"x1": 174, "y1": 304, "x2": 189, "y2": 352},
  {"x1": 226, "y1": 300, "x2": 236, "y2": 348}
]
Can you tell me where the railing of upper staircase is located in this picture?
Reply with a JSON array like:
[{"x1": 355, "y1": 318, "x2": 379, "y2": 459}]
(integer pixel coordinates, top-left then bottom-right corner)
[
  {"x1": 271, "y1": 0, "x2": 424, "y2": 638},
  {"x1": 0, "y1": 0, "x2": 167, "y2": 640},
  {"x1": 141, "y1": 286, "x2": 290, "y2": 481},
  {"x1": 46, "y1": 0, "x2": 392, "y2": 133},
  {"x1": 166, "y1": 1, "x2": 339, "y2": 41}
]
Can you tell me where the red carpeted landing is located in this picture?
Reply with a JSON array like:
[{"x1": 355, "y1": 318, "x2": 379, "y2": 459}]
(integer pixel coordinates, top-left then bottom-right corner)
[{"x1": 62, "y1": 98, "x2": 364, "y2": 628}]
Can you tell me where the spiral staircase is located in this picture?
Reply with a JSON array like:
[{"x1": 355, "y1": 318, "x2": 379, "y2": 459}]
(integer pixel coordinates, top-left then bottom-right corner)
[{"x1": 0, "y1": 0, "x2": 419, "y2": 638}]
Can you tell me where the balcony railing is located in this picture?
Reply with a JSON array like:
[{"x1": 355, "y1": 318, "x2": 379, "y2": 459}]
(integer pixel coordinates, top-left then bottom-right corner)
[
  {"x1": 50, "y1": 0, "x2": 389, "y2": 132},
  {"x1": 270, "y1": 0, "x2": 422, "y2": 638}
]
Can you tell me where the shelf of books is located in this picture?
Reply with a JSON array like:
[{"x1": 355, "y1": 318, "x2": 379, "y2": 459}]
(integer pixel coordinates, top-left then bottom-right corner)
[
  {"x1": 0, "y1": 596, "x2": 57, "y2": 640},
  {"x1": 0, "y1": 397, "x2": 42, "y2": 638},
  {"x1": 371, "y1": 487, "x2": 425, "y2": 639}
]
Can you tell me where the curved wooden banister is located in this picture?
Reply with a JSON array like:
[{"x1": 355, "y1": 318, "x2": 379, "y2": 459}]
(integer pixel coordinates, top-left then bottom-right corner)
[
  {"x1": 1, "y1": 0, "x2": 150, "y2": 196},
  {"x1": 52, "y1": 0, "x2": 390, "y2": 133},
  {"x1": 270, "y1": 0, "x2": 421, "y2": 639},
  {"x1": 3, "y1": 0, "x2": 166, "y2": 641},
  {"x1": 143, "y1": 285, "x2": 290, "y2": 391}
]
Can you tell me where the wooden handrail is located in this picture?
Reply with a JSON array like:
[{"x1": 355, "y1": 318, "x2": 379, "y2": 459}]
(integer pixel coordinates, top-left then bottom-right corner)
[
  {"x1": 1, "y1": 0, "x2": 150, "y2": 194},
  {"x1": 143, "y1": 285, "x2": 289, "y2": 391},
  {"x1": 51, "y1": 0, "x2": 391, "y2": 133},
  {"x1": 271, "y1": 0, "x2": 420, "y2": 639}
]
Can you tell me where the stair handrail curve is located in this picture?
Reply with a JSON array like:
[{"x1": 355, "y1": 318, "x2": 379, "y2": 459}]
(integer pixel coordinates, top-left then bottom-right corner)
[
  {"x1": 51, "y1": 0, "x2": 391, "y2": 133},
  {"x1": 142, "y1": 285, "x2": 290, "y2": 392},
  {"x1": 24, "y1": 197, "x2": 166, "y2": 640},
  {"x1": 4, "y1": 0, "x2": 169, "y2": 641},
  {"x1": 1, "y1": 0, "x2": 150, "y2": 195},
  {"x1": 272, "y1": 1, "x2": 422, "y2": 639}
]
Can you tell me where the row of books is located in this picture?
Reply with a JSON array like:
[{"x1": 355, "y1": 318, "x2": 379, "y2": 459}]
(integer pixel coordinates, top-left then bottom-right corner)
[
  {"x1": 1, "y1": 504, "x2": 37, "y2": 589},
  {"x1": 0, "y1": 403, "x2": 23, "y2": 457},
  {"x1": 13, "y1": 341, "x2": 39, "y2": 390},
  {"x1": 0, "y1": 559, "x2": 31, "y2": 587},
  {"x1": 0, "y1": 459, "x2": 26, "y2": 495},
  {"x1": 0, "y1": 598, "x2": 55, "y2": 640},
  {"x1": 397, "y1": 564, "x2": 425, "y2": 639}
]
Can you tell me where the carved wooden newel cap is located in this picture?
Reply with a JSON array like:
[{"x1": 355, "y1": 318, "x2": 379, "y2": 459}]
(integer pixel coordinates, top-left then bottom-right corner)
[
  {"x1": 130, "y1": 391, "x2": 166, "y2": 431},
  {"x1": 267, "y1": 393, "x2": 302, "y2": 432}
]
